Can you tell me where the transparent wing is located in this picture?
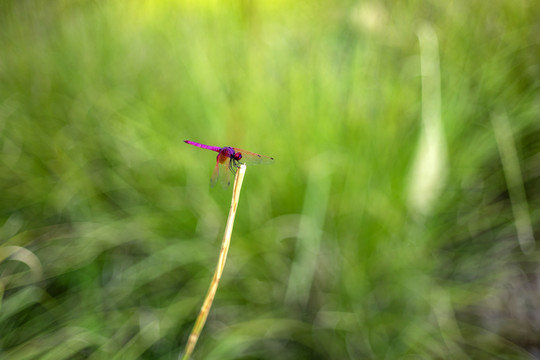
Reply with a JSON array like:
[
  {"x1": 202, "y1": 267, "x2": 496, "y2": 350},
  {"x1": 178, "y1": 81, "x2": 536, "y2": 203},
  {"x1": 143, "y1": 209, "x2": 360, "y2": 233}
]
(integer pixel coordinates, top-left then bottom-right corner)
[
  {"x1": 211, "y1": 153, "x2": 233, "y2": 188},
  {"x1": 210, "y1": 158, "x2": 220, "y2": 187},
  {"x1": 232, "y1": 148, "x2": 275, "y2": 166}
]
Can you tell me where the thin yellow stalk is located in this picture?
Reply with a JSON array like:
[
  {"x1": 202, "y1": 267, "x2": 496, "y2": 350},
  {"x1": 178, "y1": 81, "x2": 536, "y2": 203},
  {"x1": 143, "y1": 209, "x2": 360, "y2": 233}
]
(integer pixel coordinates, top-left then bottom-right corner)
[{"x1": 180, "y1": 164, "x2": 247, "y2": 360}]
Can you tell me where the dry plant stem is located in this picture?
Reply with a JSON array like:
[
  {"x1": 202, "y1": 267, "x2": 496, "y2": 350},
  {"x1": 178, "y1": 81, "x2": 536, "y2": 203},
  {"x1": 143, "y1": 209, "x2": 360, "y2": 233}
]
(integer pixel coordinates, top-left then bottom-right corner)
[{"x1": 181, "y1": 164, "x2": 247, "y2": 360}]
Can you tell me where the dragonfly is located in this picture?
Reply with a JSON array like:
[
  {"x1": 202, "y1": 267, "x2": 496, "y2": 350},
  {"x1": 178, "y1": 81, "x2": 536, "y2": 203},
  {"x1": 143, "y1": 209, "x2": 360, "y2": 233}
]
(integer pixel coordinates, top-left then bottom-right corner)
[{"x1": 184, "y1": 140, "x2": 275, "y2": 188}]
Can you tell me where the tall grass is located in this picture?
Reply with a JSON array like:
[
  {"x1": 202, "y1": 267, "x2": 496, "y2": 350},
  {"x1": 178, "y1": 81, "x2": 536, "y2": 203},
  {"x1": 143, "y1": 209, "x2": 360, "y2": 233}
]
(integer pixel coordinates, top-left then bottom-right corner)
[{"x1": 0, "y1": 1, "x2": 539, "y2": 359}]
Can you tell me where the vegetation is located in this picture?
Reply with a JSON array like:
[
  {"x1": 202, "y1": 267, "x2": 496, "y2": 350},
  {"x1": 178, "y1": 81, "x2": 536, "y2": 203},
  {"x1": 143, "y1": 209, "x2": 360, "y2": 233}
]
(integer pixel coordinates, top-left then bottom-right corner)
[{"x1": 1, "y1": 1, "x2": 539, "y2": 359}]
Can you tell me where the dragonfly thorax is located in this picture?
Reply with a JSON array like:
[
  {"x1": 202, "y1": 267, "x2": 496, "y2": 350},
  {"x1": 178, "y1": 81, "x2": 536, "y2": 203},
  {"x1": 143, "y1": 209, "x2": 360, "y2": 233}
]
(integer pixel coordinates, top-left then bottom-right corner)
[{"x1": 219, "y1": 147, "x2": 243, "y2": 162}]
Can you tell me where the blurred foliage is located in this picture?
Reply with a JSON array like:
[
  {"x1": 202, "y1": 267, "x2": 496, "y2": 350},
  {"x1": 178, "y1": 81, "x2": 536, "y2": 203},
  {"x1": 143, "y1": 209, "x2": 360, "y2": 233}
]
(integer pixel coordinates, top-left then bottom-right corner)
[{"x1": 1, "y1": 0, "x2": 539, "y2": 359}]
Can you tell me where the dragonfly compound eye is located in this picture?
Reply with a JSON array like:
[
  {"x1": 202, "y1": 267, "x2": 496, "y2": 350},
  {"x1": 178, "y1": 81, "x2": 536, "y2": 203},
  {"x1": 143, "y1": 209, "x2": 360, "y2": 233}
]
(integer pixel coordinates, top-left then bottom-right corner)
[{"x1": 235, "y1": 152, "x2": 243, "y2": 161}]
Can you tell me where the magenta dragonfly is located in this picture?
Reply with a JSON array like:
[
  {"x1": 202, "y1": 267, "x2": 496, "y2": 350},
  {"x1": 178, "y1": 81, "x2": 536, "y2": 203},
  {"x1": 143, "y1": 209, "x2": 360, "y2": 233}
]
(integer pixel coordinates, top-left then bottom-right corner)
[{"x1": 185, "y1": 140, "x2": 274, "y2": 188}]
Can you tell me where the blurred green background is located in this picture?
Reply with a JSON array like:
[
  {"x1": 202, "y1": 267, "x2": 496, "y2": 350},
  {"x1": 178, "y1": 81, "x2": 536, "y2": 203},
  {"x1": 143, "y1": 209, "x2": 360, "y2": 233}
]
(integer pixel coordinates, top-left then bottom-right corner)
[{"x1": 1, "y1": 1, "x2": 539, "y2": 359}]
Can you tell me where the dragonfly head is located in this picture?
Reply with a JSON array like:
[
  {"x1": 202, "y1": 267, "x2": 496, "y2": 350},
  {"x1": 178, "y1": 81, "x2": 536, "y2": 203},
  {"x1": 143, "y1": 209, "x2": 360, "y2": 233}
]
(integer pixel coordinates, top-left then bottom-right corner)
[{"x1": 233, "y1": 152, "x2": 243, "y2": 161}]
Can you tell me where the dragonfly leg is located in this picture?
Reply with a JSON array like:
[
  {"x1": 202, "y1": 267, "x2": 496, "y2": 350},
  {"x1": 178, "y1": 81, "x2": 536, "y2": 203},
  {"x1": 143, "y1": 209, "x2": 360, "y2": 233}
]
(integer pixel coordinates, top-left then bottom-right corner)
[{"x1": 229, "y1": 160, "x2": 239, "y2": 174}]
